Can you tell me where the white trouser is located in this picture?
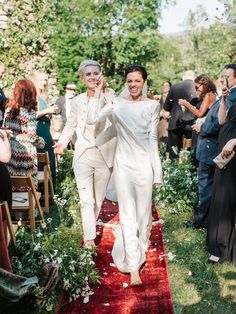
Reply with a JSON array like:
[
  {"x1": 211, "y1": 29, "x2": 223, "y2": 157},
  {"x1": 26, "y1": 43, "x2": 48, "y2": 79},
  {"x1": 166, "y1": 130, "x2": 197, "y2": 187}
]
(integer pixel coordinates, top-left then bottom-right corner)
[{"x1": 73, "y1": 147, "x2": 111, "y2": 241}]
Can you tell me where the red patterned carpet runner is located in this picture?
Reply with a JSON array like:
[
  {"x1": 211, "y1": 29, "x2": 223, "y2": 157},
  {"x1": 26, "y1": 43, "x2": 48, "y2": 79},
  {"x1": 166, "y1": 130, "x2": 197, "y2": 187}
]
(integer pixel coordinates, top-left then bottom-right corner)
[{"x1": 57, "y1": 199, "x2": 173, "y2": 314}]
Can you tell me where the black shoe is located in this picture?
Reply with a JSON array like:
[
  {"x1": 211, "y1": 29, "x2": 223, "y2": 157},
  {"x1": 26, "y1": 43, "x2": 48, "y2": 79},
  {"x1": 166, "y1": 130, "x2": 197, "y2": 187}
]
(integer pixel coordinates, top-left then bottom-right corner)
[{"x1": 184, "y1": 220, "x2": 207, "y2": 229}]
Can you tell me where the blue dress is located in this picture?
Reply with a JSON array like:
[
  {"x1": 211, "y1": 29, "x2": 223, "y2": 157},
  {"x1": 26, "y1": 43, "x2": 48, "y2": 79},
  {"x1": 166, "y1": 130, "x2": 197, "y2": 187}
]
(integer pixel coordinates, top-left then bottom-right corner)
[{"x1": 36, "y1": 96, "x2": 56, "y2": 187}]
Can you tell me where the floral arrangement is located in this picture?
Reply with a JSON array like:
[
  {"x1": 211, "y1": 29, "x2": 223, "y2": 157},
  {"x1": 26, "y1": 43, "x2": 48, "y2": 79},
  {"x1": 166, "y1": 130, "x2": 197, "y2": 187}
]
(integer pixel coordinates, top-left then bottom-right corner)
[{"x1": 10, "y1": 150, "x2": 99, "y2": 313}]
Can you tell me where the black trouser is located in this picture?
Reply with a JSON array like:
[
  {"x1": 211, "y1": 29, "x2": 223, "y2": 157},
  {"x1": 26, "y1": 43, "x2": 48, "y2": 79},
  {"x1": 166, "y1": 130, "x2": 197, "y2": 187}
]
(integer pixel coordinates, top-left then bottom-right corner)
[
  {"x1": 167, "y1": 129, "x2": 192, "y2": 160},
  {"x1": 0, "y1": 162, "x2": 12, "y2": 210},
  {"x1": 195, "y1": 162, "x2": 215, "y2": 226}
]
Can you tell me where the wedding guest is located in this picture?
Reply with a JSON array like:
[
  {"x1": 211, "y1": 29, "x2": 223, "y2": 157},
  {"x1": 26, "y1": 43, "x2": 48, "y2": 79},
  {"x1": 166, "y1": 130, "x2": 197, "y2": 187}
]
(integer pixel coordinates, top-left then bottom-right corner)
[
  {"x1": 207, "y1": 105, "x2": 236, "y2": 263},
  {"x1": 55, "y1": 82, "x2": 77, "y2": 146},
  {"x1": 55, "y1": 82, "x2": 77, "y2": 128},
  {"x1": 185, "y1": 64, "x2": 236, "y2": 229},
  {"x1": 163, "y1": 71, "x2": 197, "y2": 159},
  {"x1": 0, "y1": 128, "x2": 12, "y2": 212},
  {"x1": 3, "y1": 79, "x2": 45, "y2": 187},
  {"x1": 0, "y1": 62, "x2": 7, "y2": 126},
  {"x1": 88, "y1": 65, "x2": 163, "y2": 286},
  {"x1": 33, "y1": 71, "x2": 57, "y2": 187},
  {"x1": 53, "y1": 60, "x2": 116, "y2": 248},
  {"x1": 179, "y1": 74, "x2": 216, "y2": 149},
  {"x1": 156, "y1": 81, "x2": 171, "y2": 142}
]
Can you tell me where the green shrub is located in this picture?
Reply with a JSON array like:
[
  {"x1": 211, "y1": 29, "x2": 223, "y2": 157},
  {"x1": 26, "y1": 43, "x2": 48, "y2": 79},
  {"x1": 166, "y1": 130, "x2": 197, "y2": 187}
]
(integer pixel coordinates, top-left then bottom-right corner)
[
  {"x1": 155, "y1": 150, "x2": 198, "y2": 214},
  {"x1": 10, "y1": 149, "x2": 99, "y2": 313}
]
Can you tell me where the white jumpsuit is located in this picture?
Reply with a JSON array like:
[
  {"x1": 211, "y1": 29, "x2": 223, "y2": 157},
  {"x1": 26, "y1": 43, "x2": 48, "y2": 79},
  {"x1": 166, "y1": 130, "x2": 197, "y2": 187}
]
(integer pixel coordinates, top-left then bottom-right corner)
[{"x1": 89, "y1": 97, "x2": 163, "y2": 272}]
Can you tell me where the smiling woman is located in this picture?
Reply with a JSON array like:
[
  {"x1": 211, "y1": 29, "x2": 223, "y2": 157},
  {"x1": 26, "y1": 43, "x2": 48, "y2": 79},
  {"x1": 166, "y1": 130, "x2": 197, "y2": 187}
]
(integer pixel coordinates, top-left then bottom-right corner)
[
  {"x1": 53, "y1": 59, "x2": 116, "y2": 248},
  {"x1": 87, "y1": 64, "x2": 163, "y2": 287}
]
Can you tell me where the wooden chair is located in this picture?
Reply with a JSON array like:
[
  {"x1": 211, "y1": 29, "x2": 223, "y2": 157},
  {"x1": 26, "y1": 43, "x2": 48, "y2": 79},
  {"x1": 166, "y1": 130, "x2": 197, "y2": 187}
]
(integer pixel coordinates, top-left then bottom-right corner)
[
  {"x1": 37, "y1": 152, "x2": 54, "y2": 213},
  {"x1": 11, "y1": 176, "x2": 44, "y2": 232},
  {"x1": 1, "y1": 201, "x2": 16, "y2": 246}
]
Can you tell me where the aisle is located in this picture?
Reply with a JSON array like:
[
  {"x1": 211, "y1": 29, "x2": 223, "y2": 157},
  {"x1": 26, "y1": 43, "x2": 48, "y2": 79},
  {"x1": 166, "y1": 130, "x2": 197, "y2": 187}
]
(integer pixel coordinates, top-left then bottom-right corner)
[{"x1": 57, "y1": 199, "x2": 173, "y2": 314}]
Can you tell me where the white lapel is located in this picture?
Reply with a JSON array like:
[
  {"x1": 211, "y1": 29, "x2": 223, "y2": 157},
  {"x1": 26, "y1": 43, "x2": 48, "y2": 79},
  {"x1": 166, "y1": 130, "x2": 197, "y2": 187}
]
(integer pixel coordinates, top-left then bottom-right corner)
[{"x1": 77, "y1": 93, "x2": 89, "y2": 134}]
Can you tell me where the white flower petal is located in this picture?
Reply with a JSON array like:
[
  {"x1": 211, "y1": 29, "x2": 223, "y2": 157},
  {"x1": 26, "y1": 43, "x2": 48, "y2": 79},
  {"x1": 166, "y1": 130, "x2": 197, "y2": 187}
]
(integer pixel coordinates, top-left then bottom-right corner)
[{"x1": 83, "y1": 296, "x2": 89, "y2": 304}]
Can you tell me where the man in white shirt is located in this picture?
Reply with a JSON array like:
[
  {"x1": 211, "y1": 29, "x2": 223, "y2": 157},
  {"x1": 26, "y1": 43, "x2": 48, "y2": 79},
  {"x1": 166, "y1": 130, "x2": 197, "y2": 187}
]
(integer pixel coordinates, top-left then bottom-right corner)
[{"x1": 55, "y1": 82, "x2": 77, "y2": 145}]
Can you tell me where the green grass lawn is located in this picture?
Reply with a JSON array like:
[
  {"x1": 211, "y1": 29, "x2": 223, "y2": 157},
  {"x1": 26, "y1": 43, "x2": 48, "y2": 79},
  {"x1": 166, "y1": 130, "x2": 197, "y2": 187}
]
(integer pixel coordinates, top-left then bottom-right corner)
[{"x1": 159, "y1": 207, "x2": 236, "y2": 314}]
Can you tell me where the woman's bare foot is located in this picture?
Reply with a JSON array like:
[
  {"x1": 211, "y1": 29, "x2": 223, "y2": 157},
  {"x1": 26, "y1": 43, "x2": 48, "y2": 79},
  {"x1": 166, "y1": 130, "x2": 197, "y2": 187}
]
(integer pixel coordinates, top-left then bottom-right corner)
[
  {"x1": 130, "y1": 270, "x2": 142, "y2": 287},
  {"x1": 84, "y1": 239, "x2": 95, "y2": 248}
]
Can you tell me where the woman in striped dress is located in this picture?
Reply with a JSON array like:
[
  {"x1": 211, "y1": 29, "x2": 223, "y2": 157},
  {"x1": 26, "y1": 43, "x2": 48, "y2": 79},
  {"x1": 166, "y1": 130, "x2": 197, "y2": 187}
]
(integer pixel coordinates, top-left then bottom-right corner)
[{"x1": 3, "y1": 79, "x2": 44, "y2": 186}]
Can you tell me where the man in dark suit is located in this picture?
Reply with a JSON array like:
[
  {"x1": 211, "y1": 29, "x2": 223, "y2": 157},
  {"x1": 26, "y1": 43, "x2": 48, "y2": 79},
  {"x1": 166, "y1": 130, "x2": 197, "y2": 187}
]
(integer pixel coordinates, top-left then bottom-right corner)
[
  {"x1": 0, "y1": 63, "x2": 7, "y2": 126},
  {"x1": 185, "y1": 64, "x2": 236, "y2": 228},
  {"x1": 164, "y1": 70, "x2": 197, "y2": 159}
]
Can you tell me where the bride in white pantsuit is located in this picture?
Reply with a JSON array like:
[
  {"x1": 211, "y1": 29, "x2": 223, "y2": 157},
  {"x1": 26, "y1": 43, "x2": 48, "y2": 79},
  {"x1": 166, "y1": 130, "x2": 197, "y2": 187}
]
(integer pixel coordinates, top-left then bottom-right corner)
[
  {"x1": 53, "y1": 60, "x2": 116, "y2": 248},
  {"x1": 88, "y1": 65, "x2": 163, "y2": 286}
]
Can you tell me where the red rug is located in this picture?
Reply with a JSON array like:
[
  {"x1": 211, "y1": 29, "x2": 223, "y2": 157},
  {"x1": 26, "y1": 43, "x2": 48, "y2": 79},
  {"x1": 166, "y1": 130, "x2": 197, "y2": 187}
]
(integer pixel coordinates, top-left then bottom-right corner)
[{"x1": 57, "y1": 199, "x2": 173, "y2": 314}]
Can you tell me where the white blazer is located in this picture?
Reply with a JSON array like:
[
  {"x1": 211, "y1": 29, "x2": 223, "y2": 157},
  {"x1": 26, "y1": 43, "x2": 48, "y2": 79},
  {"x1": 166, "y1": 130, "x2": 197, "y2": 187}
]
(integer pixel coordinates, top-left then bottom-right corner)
[{"x1": 58, "y1": 91, "x2": 116, "y2": 168}]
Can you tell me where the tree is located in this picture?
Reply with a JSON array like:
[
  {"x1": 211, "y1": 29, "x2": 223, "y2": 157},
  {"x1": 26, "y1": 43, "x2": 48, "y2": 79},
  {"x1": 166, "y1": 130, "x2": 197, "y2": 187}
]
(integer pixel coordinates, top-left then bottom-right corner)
[{"x1": 48, "y1": 0, "x2": 168, "y2": 93}]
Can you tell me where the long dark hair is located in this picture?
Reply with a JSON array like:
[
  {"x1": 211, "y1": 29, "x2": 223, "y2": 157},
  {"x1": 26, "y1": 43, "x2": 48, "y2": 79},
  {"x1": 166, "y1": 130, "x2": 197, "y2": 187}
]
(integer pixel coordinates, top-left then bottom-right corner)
[
  {"x1": 6, "y1": 79, "x2": 38, "y2": 119},
  {"x1": 195, "y1": 74, "x2": 216, "y2": 99}
]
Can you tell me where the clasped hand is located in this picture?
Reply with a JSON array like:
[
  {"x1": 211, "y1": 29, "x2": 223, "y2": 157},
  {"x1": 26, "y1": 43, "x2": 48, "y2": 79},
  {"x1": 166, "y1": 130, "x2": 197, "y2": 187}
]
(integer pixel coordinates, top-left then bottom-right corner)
[
  {"x1": 178, "y1": 99, "x2": 188, "y2": 107},
  {"x1": 221, "y1": 140, "x2": 235, "y2": 158},
  {"x1": 53, "y1": 142, "x2": 64, "y2": 155}
]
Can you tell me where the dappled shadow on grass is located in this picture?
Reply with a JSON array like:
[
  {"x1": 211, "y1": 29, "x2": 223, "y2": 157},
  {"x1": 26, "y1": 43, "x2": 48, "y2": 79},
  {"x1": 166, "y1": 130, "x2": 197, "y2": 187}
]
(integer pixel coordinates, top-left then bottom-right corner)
[{"x1": 159, "y1": 207, "x2": 236, "y2": 314}]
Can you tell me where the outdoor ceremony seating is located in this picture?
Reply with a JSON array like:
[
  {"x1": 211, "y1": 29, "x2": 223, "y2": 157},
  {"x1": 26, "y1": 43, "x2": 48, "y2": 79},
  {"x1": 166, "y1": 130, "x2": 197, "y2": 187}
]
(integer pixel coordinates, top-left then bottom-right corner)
[
  {"x1": 11, "y1": 176, "x2": 44, "y2": 232},
  {"x1": 1, "y1": 201, "x2": 16, "y2": 246},
  {"x1": 37, "y1": 152, "x2": 54, "y2": 214}
]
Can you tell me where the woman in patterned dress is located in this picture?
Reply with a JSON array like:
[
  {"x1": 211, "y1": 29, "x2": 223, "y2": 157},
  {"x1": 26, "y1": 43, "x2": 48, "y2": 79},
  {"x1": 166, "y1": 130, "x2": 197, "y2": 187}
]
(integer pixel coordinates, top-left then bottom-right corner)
[{"x1": 3, "y1": 79, "x2": 44, "y2": 186}]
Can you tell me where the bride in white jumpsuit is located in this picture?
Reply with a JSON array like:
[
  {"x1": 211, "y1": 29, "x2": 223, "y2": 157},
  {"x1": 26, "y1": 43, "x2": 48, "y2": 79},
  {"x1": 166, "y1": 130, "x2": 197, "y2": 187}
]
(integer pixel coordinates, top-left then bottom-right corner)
[{"x1": 89, "y1": 65, "x2": 163, "y2": 286}]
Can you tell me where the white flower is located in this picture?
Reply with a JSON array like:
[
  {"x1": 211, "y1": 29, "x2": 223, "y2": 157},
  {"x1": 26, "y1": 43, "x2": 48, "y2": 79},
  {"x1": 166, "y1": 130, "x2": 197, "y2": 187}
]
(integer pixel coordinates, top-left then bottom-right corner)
[
  {"x1": 69, "y1": 265, "x2": 75, "y2": 271},
  {"x1": 36, "y1": 231, "x2": 43, "y2": 238},
  {"x1": 188, "y1": 271, "x2": 192, "y2": 276},
  {"x1": 33, "y1": 243, "x2": 41, "y2": 251},
  {"x1": 109, "y1": 263, "x2": 116, "y2": 267},
  {"x1": 63, "y1": 279, "x2": 70, "y2": 289},
  {"x1": 166, "y1": 252, "x2": 175, "y2": 261},
  {"x1": 83, "y1": 296, "x2": 89, "y2": 304},
  {"x1": 56, "y1": 257, "x2": 63, "y2": 264}
]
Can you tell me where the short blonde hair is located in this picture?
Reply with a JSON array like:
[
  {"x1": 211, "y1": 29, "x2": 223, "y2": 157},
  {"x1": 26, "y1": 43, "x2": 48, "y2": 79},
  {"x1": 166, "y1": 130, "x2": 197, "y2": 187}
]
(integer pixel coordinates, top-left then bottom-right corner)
[{"x1": 78, "y1": 60, "x2": 101, "y2": 76}]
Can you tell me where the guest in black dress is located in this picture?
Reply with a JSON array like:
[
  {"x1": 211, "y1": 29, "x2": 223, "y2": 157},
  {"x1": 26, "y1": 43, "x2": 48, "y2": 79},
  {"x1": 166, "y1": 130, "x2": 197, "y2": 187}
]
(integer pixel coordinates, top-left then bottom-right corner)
[
  {"x1": 0, "y1": 129, "x2": 12, "y2": 211},
  {"x1": 207, "y1": 104, "x2": 236, "y2": 263}
]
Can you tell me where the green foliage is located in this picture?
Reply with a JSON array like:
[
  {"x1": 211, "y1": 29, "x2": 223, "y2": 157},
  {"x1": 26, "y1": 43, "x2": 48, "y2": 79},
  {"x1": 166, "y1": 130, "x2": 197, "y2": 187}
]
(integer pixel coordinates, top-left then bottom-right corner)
[
  {"x1": 47, "y1": 0, "x2": 164, "y2": 92},
  {"x1": 9, "y1": 150, "x2": 98, "y2": 313},
  {"x1": 0, "y1": 0, "x2": 56, "y2": 88},
  {"x1": 155, "y1": 151, "x2": 198, "y2": 214}
]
